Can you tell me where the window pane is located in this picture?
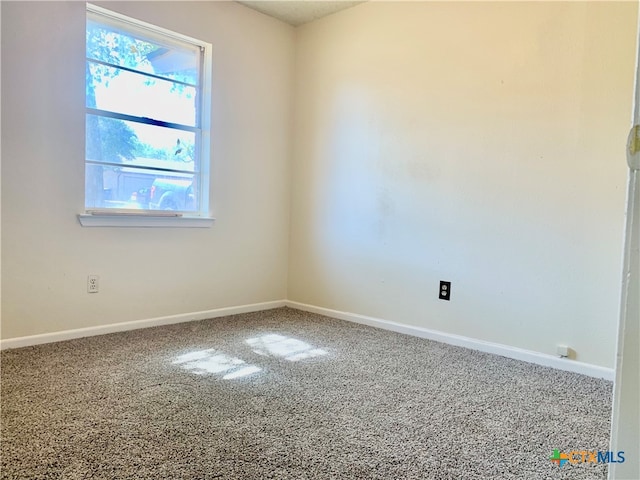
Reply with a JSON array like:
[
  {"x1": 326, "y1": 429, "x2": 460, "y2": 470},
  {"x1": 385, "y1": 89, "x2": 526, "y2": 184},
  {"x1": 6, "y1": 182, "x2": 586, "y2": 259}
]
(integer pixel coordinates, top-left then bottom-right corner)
[
  {"x1": 86, "y1": 19, "x2": 199, "y2": 85},
  {"x1": 86, "y1": 115, "x2": 197, "y2": 172},
  {"x1": 87, "y1": 62, "x2": 197, "y2": 127},
  {"x1": 85, "y1": 164, "x2": 198, "y2": 212},
  {"x1": 85, "y1": 6, "x2": 209, "y2": 217}
]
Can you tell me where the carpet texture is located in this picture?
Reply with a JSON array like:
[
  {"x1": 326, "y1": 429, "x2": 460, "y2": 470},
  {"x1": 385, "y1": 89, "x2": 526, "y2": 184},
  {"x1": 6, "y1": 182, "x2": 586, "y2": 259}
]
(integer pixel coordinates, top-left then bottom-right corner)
[{"x1": 1, "y1": 307, "x2": 612, "y2": 479}]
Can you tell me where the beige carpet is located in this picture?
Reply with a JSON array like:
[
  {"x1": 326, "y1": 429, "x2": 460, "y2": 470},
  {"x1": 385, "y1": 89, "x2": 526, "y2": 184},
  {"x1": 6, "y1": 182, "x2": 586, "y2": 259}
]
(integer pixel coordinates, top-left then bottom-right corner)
[{"x1": 1, "y1": 307, "x2": 612, "y2": 479}]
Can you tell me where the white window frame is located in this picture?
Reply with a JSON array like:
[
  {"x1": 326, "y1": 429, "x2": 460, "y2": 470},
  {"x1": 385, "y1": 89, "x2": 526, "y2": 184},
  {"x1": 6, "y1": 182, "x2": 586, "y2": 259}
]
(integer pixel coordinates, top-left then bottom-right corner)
[{"x1": 79, "y1": 4, "x2": 213, "y2": 228}]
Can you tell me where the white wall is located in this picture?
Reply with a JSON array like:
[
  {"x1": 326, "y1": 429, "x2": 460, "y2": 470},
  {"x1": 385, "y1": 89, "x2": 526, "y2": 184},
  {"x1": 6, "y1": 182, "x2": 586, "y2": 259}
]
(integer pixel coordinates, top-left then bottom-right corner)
[
  {"x1": 2, "y1": 1, "x2": 636, "y2": 372},
  {"x1": 289, "y1": 1, "x2": 637, "y2": 368},
  {"x1": 1, "y1": 1, "x2": 294, "y2": 339}
]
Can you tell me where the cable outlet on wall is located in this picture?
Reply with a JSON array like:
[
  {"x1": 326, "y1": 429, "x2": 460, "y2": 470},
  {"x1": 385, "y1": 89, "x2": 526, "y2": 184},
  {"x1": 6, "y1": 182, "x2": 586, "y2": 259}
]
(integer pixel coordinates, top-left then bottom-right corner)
[
  {"x1": 556, "y1": 344, "x2": 571, "y2": 358},
  {"x1": 87, "y1": 275, "x2": 99, "y2": 294}
]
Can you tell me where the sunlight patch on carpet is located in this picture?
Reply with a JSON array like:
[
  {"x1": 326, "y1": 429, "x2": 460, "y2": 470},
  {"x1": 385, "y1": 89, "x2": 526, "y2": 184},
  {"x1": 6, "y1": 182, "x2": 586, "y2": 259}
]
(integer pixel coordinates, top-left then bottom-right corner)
[
  {"x1": 246, "y1": 333, "x2": 328, "y2": 361},
  {"x1": 173, "y1": 348, "x2": 262, "y2": 379}
]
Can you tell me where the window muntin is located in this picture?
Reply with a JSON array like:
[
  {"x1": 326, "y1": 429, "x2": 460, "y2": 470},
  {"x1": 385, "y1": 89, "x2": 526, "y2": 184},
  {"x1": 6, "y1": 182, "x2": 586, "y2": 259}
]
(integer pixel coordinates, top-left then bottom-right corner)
[{"x1": 85, "y1": 4, "x2": 210, "y2": 216}]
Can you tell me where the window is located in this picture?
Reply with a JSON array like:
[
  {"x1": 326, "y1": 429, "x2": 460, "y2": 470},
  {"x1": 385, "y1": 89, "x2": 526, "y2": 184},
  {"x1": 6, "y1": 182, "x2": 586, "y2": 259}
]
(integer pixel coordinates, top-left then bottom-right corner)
[{"x1": 83, "y1": 4, "x2": 212, "y2": 225}]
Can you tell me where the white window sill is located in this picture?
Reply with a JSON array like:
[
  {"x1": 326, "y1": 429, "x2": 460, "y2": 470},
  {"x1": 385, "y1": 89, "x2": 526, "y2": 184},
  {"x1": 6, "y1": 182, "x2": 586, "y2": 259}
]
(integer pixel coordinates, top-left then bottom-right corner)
[{"x1": 78, "y1": 213, "x2": 215, "y2": 228}]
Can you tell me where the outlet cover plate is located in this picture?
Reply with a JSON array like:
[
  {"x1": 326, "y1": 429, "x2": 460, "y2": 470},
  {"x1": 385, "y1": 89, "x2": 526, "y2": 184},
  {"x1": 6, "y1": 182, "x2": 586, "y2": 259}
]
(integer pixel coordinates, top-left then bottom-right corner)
[
  {"x1": 88, "y1": 275, "x2": 99, "y2": 293},
  {"x1": 439, "y1": 281, "x2": 451, "y2": 301}
]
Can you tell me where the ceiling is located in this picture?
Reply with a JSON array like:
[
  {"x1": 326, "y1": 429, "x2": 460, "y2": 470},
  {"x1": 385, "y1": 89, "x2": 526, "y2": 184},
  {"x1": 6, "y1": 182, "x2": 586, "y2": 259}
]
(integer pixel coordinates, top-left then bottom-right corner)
[{"x1": 237, "y1": 1, "x2": 365, "y2": 27}]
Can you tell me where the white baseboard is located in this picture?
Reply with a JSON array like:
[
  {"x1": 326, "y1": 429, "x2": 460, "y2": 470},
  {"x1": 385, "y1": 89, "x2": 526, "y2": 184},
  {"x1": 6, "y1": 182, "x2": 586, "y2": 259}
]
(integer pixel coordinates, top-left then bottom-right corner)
[
  {"x1": 1, "y1": 299, "x2": 615, "y2": 381},
  {"x1": 285, "y1": 301, "x2": 615, "y2": 381},
  {"x1": 0, "y1": 300, "x2": 286, "y2": 350}
]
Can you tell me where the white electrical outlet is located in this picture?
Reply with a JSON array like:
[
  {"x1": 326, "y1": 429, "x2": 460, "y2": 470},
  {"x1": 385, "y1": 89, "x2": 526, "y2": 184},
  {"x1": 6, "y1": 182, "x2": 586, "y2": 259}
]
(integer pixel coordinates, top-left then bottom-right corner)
[
  {"x1": 557, "y1": 345, "x2": 570, "y2": 358},
  {"x1": 87, "y1": 275, "x2": 99, "y2": 293}
]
